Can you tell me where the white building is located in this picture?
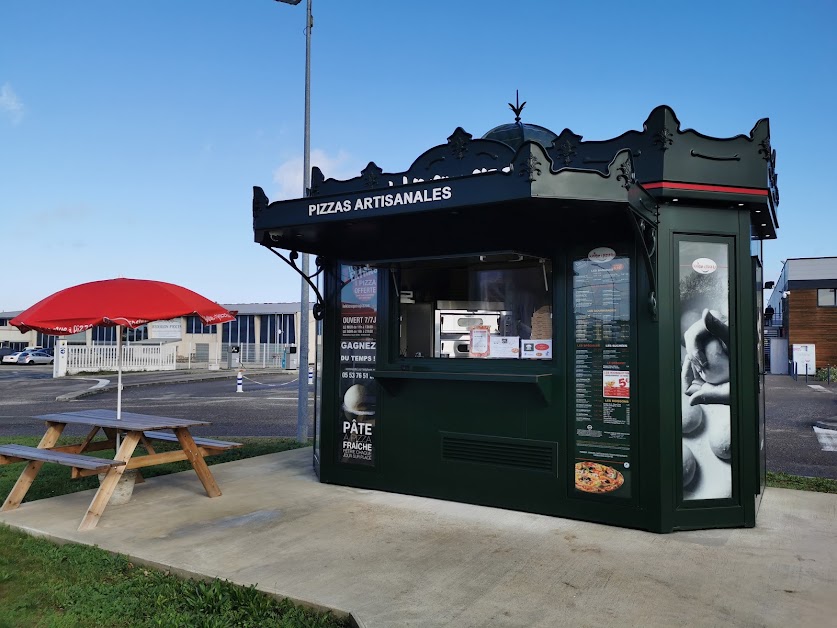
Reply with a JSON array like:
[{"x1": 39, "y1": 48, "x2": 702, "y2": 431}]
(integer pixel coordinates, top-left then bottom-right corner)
[{"x1": 0, "y1": 303, "x2": 316, "y2": 371}]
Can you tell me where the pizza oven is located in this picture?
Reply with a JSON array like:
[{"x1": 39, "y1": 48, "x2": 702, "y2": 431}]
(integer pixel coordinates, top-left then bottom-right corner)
[{"x1": 434, "y1": 301, "x2": 513, "y2": 358}]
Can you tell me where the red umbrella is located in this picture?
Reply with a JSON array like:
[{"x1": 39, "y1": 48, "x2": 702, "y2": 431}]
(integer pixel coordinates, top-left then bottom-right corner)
[
  {"x1": 11, "y1": 278, "x2": 235, "y2": 335},
  {"x1": 11, "y1": 278, "x2": 236, "y2": 432}
]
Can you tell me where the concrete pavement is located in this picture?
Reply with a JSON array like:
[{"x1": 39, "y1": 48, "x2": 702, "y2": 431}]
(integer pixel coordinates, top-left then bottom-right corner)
[{"x1": 1, "y1": 448, "x2": 835, "y2": 627}]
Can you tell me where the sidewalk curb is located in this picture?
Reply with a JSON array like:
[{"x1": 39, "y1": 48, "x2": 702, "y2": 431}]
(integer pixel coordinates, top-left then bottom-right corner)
[{"x1": 814, "y1": 419, "x2": 837, "y2": 431}]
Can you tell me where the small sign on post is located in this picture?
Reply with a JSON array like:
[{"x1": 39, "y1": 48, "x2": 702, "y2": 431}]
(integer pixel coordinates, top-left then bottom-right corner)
[{"x1": 792, "y1": 344, "x2": 816, "y2": 376}]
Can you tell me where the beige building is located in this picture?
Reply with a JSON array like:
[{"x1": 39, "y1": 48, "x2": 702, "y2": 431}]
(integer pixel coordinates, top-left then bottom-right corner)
[{"x1": 0, "y1": 303, "x2": 316, "y2": 370}]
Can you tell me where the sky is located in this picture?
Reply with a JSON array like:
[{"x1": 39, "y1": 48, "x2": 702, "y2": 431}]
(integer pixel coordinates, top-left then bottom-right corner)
[{"x1": 1, "y1": 0, "x2": 835, "y2": 311}]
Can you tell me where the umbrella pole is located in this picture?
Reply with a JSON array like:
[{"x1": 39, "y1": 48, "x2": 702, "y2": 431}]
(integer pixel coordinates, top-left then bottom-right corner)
[{"x1": 116, "y1": 325, "x2": 123, "y2": 450}]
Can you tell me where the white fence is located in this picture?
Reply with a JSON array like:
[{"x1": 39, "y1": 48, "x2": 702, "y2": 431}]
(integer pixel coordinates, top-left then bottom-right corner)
[
  {"x1": 180, "y1": 343, "x2": 299, "y2": 370},
  {"x1": 223, "y1": 343, "x2": 298, "y2": 369},
  {"x1": 60, "y1": 343, "x2": 177, "y2": 375},
  {"x1": 53, "y1": 341, "x2": 300, "y2": 376}
]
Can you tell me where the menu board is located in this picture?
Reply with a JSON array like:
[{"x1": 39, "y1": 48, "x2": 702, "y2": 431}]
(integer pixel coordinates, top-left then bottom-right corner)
[
  {"x1": 572, "y1": 248, "x2": 632, "y2": 498},
  {"x1": 338, "y1": 265, "x2": 378, "y2": 466}
]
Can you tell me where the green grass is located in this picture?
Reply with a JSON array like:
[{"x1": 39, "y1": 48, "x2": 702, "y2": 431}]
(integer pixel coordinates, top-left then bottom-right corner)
[
  {"x1": 0, "y1": 437, "x2": 350, "y2": 628},
  {"x1": 0, "y1": 525, "x2": 349, "y2": 627},
  {"x1": 766, "y1": 471, "x2": 837, "y2": 493}
]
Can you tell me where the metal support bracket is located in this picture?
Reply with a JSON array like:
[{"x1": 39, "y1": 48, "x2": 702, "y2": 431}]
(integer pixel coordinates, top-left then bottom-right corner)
[
  {"x1": 627, "y1": 199, "x2": 660, "y2": 321},
  {"x1": 263, "y1": 246, "x2": 326, "y2": 320}
]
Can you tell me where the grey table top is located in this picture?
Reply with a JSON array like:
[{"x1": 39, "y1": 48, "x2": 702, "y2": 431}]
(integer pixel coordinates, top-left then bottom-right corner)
[{"x1": 35, "y1": 408, "x2": 209, "y2": 431}]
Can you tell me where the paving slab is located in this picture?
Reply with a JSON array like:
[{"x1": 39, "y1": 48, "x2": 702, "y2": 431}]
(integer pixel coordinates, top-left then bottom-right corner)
[{"x1": 1, "y1": 448, "x2": 835, "y2": 627}]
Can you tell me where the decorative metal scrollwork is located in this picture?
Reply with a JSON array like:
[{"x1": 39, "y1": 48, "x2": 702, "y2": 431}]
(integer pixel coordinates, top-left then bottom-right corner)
[
  {"x1": 554, "y1": 138, "x2": 577, "y2": 167},
  {"x1": 262, "y1": 247, "x2": 327, "y2": 320},
  {"x1": 653, "y1": 127, "x2": 673, "y2": 151},
  {"x1": 616, "y1": 158, "x2": 635, "y2": 190},
  {"x1": 768, "y1": 148, "x2": 779, "y2": 206},
  {"x1": 361, "y1": 162, "x2": 383, "y2": 189},
  {"x1": 758, "y1": 138, "x2": 772, "y2": 161},
  {"x1": 519, "y1": 154, "x2": 542, "y2": 182},
  {"x1": 509, "y1": 90, "x2": 526, "y2": 122},
  {"x1": 447, "y1": 127, "x2": 472, "y2": 160},
  {"x1": 626, "y1": 201, "x2": 660, "y2": 321}
]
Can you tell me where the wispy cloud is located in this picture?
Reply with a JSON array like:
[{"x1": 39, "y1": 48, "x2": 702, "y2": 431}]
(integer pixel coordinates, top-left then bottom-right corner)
[
  {"x1": 272, "y1": 149, "x2": 359, "y2": 200},
  {"x1": 31, "y1": 204, "x2": 93, "y2": 222},
  {"x1": 0, "y1": 83, "x2": 24, "y2": 125}
]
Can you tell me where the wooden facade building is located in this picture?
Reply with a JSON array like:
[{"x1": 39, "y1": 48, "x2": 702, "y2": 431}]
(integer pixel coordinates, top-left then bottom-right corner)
[{"x1": 766, "y1": 257, "x2": 837, "y2": 372}]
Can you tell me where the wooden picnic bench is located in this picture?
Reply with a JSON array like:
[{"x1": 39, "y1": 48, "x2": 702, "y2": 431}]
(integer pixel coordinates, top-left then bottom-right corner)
[
  {"x1": 0, "y1": 445, "x2": 126, "y2": 472},
  {"x1": 142, "y1": 431, "x2": 242, "y2": 451},
  {"x1": 0, "y1": 409, "x2": 242, "y2": 531}
]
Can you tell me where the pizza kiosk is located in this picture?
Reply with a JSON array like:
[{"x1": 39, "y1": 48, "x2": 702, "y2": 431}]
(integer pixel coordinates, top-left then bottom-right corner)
[{"x1": 252, "y1": 103, "x2": 778, "y2": 532}]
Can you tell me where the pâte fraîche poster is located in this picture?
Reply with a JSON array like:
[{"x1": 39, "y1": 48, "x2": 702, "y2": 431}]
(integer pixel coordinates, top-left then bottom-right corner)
[
  {"x1": 338, "y1": 265, "x2": 378, "y2": 466},
  {"x1": 572, "y1": 248, "x2": 633, "y2": 498}
]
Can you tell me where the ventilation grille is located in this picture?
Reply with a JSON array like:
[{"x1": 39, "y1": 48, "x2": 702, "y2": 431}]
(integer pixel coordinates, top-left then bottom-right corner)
[{"x1": 441, "y1": 434, "x2": 555, "y2": 472}]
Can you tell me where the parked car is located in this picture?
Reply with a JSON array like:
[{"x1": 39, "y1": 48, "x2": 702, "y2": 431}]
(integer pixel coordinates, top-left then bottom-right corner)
[
  {"x1": 2, "y1": 350, "x2": 54, "y2": 365},
  {"x1": 2, "y1": 351, "x2": 27, "y2": 364},
  {"x1": 0, "y1": 347, "x2": 15, "y2": 359},
  {"x1": 22, "y1": 350, "x2": 54, "y2": 365}
]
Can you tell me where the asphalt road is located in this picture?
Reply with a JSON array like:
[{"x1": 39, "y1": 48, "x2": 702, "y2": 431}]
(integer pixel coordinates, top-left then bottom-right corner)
[
  {"x1": 0, "y1": 366, "x2": 314, "y2": 439},
  {"x1": 1, "y1": 366, "x2": 835, "y2": 479},
  {"x1": 764, "y1": 373, "x2": 837, "y2": 479}
]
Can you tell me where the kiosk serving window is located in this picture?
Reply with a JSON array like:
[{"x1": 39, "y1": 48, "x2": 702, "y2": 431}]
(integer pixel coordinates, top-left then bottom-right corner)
[{"x1": 397, "y1": 255, "x2": 553, "y2": 360}]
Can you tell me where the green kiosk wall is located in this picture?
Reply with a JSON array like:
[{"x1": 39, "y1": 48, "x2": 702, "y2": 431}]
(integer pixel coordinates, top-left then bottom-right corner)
[{"x1": 253, "y1": 105, "x2": 778, "y2": 533}]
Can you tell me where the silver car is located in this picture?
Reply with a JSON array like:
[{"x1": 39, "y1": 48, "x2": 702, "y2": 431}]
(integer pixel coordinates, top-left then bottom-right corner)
[
  {"x1": 3, "y1": 350, "x2": 54, "y2": 365},
  {"x1": 1, "y1": 351, "x2": 27, "y2": 364}
]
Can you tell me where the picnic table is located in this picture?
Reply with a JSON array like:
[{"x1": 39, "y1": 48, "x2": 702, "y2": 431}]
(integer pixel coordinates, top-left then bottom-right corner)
[{"x1": 0, "y1": 409, "x2": 241, "y2": 531}]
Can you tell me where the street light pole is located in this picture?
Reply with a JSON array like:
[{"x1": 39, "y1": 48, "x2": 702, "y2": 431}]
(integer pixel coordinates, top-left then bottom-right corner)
[
  {"x1": 276, "y1": 0, "x2": 312, "y2": 443},
  {"x1": 298, "y1": 0, "x2": 312, "y2": 444}
]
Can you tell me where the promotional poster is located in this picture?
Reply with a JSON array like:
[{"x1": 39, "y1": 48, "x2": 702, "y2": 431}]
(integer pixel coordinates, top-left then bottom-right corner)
[
  {"x1": 338, "y1": 265, "x2": 378, "y2": 466},
  {"x1": 679, "y1": 241, "x2": 732, "y2": 500}
]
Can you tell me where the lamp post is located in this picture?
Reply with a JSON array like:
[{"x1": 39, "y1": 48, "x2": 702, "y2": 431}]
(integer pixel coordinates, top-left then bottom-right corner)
[{"x1": 276, "y1": 0, "x2": 312, "y2": 443}]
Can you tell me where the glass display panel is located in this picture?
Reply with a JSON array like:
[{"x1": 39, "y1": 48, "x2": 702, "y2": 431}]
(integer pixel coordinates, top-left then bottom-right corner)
[
  {"x1": 572, "y1": 249, "x2": 632, "y2": 498},
  {"x1": 398, "y1": 255, "x2": 552, "y2": 360},
  {"x1": 679, "y1": 241, "x2": 732, "y2": 500}
]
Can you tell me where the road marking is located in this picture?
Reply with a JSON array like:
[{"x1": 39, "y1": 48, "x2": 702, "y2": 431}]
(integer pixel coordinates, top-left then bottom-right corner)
[
  {"x1": 68, "y1": 377, "x2": 110, "y2": 390},
  {"x1": 241, "y1": 376, "x2": 300, "y2": 387},
  {"x1": 813, "y1": 427, "x2": 837, "y2": 451},
  {"x1": 807, "y1": 384, "x2": 833, "y2": 393},
  {"x1": 129, "y1": 397, "x2": 242, "y2": 403}
]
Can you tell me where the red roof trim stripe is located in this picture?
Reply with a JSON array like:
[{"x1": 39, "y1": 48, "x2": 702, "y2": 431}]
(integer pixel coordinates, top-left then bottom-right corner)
[{"x1": 642, "y1": 181, "x2": 769, "y2": 196}]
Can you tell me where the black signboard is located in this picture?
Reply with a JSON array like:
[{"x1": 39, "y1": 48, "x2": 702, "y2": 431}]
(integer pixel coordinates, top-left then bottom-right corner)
[
  {"x1": 337, "y1": 265, "x2": 378, "y2": 466},
  {"x1": 572, "y1": 248, "x2": 632, "y2": 497}
]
